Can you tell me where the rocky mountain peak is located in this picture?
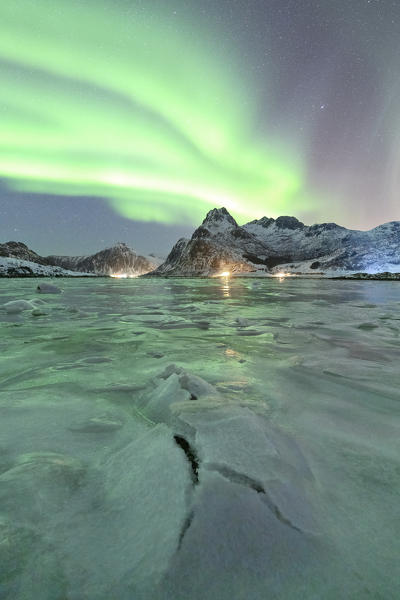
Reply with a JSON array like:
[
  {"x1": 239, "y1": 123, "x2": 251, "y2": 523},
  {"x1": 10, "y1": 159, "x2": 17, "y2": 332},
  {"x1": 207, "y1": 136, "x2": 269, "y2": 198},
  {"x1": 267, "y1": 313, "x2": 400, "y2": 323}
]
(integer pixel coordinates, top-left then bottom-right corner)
[
  {"x1": 0, "y1": 240, "x2": 49, "y2": 265},
  {"x1": 4, "y1": 241, "x2": 29, "y2": 250},
  {"x1": 274, "y1": 216, "x2": 304, "y2": 230},
  {"x1": 103, "y1": 242, "x2": 136, "y2": 257},
  {"x1": 112, "y1": 242, "x2": 130, "y2": 249},
  {"x1": 247, "y1": 217, "x2": 275, "y2": 228},
  {"x1": 46, "y1": 242, "x2": 155, "y2": 276},
  {"x1": 202, "y1": 207, "x2": 238, "y2": 230}
]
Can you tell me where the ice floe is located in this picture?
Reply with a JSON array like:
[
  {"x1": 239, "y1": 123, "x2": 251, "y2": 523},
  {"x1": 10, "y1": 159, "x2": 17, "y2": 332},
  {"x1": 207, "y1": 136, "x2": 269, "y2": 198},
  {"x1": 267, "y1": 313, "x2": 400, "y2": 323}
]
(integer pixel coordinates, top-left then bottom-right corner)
[{"x1": 36, "y1": 283, "x2": 62, "y2": 294}]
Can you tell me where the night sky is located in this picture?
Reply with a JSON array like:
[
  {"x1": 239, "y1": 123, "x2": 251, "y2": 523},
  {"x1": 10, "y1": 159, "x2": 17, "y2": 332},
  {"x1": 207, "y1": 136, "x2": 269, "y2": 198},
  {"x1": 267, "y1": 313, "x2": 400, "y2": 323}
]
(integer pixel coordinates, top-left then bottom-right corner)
[{"x1": 1, "y1": 0, "x2": 399, "y2": 256}]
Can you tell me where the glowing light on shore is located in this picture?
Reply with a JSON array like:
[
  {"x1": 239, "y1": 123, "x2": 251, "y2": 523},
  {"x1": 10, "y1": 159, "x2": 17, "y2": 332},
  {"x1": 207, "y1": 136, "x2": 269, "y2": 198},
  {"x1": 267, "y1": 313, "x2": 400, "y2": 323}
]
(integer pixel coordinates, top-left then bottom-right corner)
[
  {"x1": 272, "y1": 271, "x2": 294, "y2": 281},
  {"x1": 110, "y1": 273, "x2": 128, "y2": 279},
  {"x1": 219, "y1": 271, "x2": 231, "y2": 277},
  {"x1": 273, "y1": 272, "x2": 292, "y2": 278}
]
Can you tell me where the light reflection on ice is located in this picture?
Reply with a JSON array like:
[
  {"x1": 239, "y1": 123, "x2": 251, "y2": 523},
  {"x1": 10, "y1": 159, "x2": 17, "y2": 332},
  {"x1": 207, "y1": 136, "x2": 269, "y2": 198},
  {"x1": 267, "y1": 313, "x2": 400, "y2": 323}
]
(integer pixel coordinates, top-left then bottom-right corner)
[{"x1": 0, "y1": 277, "x2": 399, "y2": 599}]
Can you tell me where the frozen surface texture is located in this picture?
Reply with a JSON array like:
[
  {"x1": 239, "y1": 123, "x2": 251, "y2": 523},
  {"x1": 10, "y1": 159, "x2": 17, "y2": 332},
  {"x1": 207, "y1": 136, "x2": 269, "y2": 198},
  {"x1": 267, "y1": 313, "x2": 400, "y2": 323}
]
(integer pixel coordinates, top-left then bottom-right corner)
[{"x1": 0, "y1": 277, "x2": 399, "y2": 599}]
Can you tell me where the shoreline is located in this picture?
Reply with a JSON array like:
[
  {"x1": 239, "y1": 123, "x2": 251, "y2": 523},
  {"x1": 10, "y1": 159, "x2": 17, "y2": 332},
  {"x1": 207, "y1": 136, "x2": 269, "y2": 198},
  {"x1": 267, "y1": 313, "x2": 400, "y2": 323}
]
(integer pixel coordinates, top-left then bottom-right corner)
[{"x1": 2, "y1": 273, "x2": 400, "y2": 281}]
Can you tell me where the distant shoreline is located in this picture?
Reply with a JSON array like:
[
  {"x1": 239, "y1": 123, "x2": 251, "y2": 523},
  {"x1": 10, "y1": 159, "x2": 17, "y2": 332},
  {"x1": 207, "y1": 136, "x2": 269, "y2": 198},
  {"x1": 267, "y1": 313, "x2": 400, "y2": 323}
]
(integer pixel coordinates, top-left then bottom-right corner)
[{"x1": 2, "y1": 273, "x2": 400, "y2": 281}]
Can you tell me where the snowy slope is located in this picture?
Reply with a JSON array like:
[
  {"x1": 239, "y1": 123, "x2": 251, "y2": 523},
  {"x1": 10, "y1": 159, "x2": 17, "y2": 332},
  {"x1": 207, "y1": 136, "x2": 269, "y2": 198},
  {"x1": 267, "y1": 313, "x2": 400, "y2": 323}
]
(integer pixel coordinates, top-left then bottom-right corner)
[
  {"x1": 244, "y1": 217, "x2": 400, "y2": 271},
  {"x1": 0, "y1": 241, "x2": 50, "y2": 265},
  {"x1": 0, "y1": 257, "x2": 95, "y2": 277}
]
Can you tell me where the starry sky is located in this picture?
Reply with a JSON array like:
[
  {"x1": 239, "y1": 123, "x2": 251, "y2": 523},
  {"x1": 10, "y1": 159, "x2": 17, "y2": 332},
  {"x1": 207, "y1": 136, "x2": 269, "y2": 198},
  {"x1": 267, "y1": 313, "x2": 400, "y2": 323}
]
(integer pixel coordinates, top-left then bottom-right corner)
[{"x1": 0, "y1": 0, "x2": 399, "y2": 256}]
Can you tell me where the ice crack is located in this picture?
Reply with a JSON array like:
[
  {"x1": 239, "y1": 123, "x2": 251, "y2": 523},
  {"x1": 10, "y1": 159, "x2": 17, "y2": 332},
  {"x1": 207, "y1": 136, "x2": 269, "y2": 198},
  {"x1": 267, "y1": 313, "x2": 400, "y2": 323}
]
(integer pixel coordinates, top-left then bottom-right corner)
[
  {"x1": 206, "y1": 463, "x2": 302, "y2": 533},
  {"x1": 177, "y1": 511, "x2": 194, "y2": 550},
  {"x1": 173, "y1": 435, "x2": 199, "y2": 484}
]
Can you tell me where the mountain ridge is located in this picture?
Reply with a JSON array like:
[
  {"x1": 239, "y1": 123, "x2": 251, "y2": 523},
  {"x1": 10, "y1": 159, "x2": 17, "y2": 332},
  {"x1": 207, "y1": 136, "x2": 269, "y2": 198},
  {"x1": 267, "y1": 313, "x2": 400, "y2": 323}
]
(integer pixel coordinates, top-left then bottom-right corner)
[
  {"x1": 151, "y1": 207, "x2": 400, "y2": 276},
  {"x1": 0, "y1": 241, "x2": 157, "y2": 277},
  {"x1": 47, "y1": 242, "x2": 156, "y2": 276},
  {"x1": 2, "y1": 208, "x2": 400, "y2": 277}
]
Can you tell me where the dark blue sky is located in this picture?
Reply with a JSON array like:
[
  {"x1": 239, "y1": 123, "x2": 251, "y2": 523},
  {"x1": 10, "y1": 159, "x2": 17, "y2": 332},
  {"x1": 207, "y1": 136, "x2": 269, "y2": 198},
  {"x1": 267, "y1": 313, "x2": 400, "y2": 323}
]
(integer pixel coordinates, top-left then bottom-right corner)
[{"x1": 0, "y1": 182, "x2": 192, "y2": 256}]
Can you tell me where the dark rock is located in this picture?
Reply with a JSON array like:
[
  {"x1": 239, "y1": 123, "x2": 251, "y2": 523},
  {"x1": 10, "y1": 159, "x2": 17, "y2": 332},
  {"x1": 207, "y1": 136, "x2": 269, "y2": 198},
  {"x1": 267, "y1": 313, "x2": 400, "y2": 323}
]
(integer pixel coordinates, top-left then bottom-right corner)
[
  {"x1": 275, "y1": 216, "x2": 304, "y2": 230},
  {"x1": 147, "y1": 352, "x2": 165, "y2": 358},
  {"x1": 201, "y1": 207, "x2": 238, "y2": 229}
]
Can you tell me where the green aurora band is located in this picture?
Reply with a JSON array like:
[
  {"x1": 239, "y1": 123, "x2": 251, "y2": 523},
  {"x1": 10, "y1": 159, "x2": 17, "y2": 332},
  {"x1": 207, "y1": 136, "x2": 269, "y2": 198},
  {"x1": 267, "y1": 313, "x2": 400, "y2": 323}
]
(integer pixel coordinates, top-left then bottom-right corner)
[{"x1": 0, "y1": 0, "x2": 312, "y2": 225}]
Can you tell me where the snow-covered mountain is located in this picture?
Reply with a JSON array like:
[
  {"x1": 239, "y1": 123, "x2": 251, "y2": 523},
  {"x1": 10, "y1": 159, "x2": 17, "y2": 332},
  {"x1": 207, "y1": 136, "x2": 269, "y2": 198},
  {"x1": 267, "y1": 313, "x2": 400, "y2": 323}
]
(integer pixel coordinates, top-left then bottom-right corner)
[
  {"x1": 0, "y1": 241, "x2": 158, "y2": 277},
  {"x1": 47, "y1": 242, "x2": 157, "y2": 276},
  {"x1": 151, "y1": 208, "x2": 260, "y2": 276},
  {"x1": 0, "y1": 256, "x2": 93, "y2": 278},
  {"x1": 0, "y1": 241, "x2": 50, "y2": 266},
  {"x1": 0, "y1": 241, "x2": 87, "y2": 277},
  {"x1": 151, "y1": 207, "x2": 400, "y2": 276}
]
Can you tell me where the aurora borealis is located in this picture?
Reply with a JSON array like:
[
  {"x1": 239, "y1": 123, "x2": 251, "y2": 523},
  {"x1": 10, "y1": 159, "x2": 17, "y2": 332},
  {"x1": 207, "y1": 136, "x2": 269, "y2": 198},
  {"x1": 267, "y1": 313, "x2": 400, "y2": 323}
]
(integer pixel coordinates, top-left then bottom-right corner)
[
  {"x1": 0, "y1": 0, "x2": 304, "y2": 227},
  {"x1": 1, "y1": 0, "x2": 400, "y2": 254}
]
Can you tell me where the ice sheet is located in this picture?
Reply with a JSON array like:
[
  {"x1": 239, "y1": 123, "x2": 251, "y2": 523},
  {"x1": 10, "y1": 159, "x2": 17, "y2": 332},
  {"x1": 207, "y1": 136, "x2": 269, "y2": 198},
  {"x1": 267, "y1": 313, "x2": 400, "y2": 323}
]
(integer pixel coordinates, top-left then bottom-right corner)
[{"x1": 0, "y1": 276, "x2": 399, "y2": 599}]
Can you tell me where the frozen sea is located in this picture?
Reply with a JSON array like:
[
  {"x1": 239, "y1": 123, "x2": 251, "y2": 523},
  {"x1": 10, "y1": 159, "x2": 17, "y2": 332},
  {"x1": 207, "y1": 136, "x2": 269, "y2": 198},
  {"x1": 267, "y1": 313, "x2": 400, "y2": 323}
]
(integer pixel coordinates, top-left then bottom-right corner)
[{"x1": 0, "y1": 277, "x2": 399, "y2": 600}]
